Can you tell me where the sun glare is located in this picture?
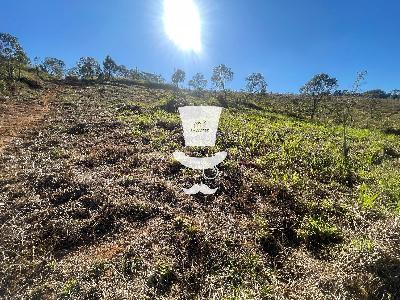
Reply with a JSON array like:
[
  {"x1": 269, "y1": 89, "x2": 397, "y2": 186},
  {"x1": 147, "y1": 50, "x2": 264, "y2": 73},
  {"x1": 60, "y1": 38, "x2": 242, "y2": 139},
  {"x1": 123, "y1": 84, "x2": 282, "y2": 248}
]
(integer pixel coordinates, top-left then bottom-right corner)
[{"x1": 163, "y1": 0, "x2": 202, "y2": 53}]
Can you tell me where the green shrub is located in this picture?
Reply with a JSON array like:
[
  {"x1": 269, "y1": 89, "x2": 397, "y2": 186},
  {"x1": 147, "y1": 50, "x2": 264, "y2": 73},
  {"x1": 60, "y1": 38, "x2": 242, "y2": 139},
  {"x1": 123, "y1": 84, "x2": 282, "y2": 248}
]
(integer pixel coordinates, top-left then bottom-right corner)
[
  {"x1": 61, "y1": 278, "x2": 77, "y2": 296},
  {"x1": 350, "y1": 238, "x2": 375, "y2": 252},
  {"x1": 358, "y1": 182, "x2": 379, "y2": 210},
  {"x1": 298, "y1": 216, "x2": 342, "y2": 245}
]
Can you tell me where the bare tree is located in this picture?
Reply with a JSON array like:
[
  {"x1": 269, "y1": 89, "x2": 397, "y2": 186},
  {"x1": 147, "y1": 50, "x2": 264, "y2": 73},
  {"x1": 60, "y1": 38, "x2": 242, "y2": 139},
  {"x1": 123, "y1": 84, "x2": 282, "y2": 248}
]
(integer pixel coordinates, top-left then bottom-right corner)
[
  {"x1": 33, "y1": 56, "x2": 42, "y2": 76},
  {"x1": 341, "y1": 70, "x2": 367, "y2": 163}
]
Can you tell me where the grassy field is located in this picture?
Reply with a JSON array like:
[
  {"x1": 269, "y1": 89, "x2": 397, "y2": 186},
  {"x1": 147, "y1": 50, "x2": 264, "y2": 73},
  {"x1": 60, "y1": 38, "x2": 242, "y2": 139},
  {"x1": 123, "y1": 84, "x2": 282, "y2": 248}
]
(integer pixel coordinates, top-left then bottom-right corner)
[{"x1": 0, "y1": 76, "x2": 399, "y2": 299}]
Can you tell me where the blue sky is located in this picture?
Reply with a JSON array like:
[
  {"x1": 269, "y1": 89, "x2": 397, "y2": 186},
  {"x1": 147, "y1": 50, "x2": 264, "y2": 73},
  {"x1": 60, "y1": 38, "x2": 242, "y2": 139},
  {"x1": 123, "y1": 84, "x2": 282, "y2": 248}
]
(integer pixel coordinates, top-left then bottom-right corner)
[{"x1": 1, "y1": 0, "x2": 400, "y2": 93}]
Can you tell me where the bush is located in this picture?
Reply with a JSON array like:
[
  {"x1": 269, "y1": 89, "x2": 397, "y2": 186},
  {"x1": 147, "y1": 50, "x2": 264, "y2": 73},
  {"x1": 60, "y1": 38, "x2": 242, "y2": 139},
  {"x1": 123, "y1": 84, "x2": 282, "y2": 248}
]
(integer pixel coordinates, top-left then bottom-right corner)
[{"x1": 298, "y1": 216, "x2": 342, "y2": 247}]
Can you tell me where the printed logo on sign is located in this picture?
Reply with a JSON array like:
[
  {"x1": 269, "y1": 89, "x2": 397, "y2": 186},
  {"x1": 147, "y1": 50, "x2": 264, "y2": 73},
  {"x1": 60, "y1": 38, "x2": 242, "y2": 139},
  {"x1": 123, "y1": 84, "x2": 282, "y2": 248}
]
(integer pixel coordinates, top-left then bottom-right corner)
[
  {"x1": 173, "y1": 106, "x2": 227, "y2": 195},
  {"x1": 191, "y1": 121, "x2": 209, "y2": 133}
]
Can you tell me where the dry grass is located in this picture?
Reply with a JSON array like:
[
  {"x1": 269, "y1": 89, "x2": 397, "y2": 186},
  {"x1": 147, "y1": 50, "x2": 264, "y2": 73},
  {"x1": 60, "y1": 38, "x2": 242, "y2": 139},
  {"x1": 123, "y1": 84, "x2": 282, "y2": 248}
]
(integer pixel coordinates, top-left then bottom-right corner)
[{"x1": 0, "y1": 79, "x2": 399, "y2": 299}]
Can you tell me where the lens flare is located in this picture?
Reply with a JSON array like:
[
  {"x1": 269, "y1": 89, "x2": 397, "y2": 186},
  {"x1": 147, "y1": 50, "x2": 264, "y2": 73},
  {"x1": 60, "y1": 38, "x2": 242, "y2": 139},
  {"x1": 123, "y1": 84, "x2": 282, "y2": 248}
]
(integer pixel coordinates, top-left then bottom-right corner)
[{"x1": 163, "y1": 0, "x2": 202, "y2": 53}]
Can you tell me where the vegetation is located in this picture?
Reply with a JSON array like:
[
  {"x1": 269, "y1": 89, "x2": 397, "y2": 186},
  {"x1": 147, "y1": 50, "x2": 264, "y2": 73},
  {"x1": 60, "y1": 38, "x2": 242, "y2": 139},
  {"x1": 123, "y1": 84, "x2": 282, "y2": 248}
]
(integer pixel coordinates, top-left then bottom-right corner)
[
  {"x1": 339, "y1": 70, "x2": 367, "y2": 166},
  {"x1": 211, "y1": 63, "x2": 234, "y2": 95},
  {"x1": 188, "y1": 72, "x2": 207, "y2": 93},
  {"x1": 300, "y1": 73, "x2": 338, "y2": 119},
  {"x1": 1, "y1": 32, "x2": 400, "y2": 299},
  {"x1": 41, "y1": 57, "x2": 65, "y2": 79},
  {"x1": 0, "y1": 32, "x2": 29, "y2": 80},
  {"x1": 76, "y1": 57, "x2": 102, "y2": 80},
  {"x1": 102, "y1": 55, "x2": 118, "y2": 80},
  {"x1": 171, "y1": 68, "x2": 185, "y2": 87},
  {"x1": 245, "y1": 72, "x2": 267, "y2": 94}
]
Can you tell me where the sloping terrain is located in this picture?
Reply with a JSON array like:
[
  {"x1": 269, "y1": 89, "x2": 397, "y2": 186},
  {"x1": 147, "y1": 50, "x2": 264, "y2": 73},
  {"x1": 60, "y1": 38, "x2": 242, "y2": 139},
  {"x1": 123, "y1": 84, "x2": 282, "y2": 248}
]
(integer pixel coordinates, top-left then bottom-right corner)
[
  {"x1": 0, "y1": 80, "x2": 399, "y2": 299},
  {"x1": 0, "y1": 84, "x2": 53, "y2": 151}
]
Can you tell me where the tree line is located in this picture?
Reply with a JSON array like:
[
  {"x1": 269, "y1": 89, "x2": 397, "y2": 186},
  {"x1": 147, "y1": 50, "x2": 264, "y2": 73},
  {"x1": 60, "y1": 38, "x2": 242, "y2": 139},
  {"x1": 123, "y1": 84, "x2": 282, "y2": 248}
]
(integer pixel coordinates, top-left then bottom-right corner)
[
  {"x1": 0, "y1": 32, "x2": 268, "y2": 95},
  {"x1": 1, "y1": 32, "x2": 399, "y2": 100}
]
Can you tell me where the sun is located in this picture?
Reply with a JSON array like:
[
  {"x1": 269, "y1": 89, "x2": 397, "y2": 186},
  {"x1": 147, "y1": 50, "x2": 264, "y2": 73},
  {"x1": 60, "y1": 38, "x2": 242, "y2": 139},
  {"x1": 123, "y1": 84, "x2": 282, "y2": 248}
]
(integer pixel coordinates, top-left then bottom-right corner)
[{"x1": 163, "y1": 0, "x2": 202, "y2": 53}]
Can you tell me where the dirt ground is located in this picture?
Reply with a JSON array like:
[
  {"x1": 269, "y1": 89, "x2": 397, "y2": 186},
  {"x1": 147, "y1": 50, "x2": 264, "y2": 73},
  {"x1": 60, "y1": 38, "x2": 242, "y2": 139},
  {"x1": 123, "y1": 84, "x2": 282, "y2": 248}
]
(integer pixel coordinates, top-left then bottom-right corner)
[
  {"x1": 0, "y1": 82, "x2": 399, "y2": 300},
  {"x1": 0, "y1": 86, "x2": 58, "y2": 152}
]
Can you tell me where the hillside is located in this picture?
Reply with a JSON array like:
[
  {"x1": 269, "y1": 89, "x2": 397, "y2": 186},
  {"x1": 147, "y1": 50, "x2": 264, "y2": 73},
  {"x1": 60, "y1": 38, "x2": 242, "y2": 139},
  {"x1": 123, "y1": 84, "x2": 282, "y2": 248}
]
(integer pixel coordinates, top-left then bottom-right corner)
[{"x1": 0, "y1": 76, "x2": 400, "y2": 299}]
